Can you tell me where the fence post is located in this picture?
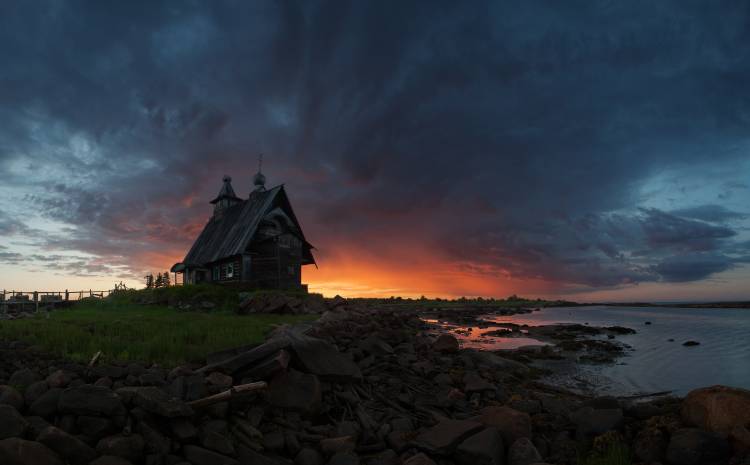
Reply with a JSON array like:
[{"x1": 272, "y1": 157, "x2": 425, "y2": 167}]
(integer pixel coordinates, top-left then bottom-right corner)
[
  {"x1": 65, "y1": 289, "x2": 69, "y2": 301},
  {"x1": 89, "y1": 289, "x2": 92, "y2": 298},
  {"x1": 34, "y1": 291, "x2": 39, "y2": 313}
]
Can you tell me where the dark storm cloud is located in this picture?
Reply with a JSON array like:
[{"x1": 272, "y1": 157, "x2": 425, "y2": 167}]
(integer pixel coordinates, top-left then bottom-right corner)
[
  {"x1": 671, "y1": 205, "x2": 748, "y2": 223},
  {"x1": 1, "y1": 0, "x2": 749, "y2": 289}
]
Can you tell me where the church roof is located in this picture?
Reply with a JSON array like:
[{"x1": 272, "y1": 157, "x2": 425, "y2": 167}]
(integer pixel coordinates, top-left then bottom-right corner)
[
  {"x1": 209, "y1": 175, "x2": 242, "y2": 204},
  {"x1": 180, "y1": 185, "x2": 314, "y2": 267}
]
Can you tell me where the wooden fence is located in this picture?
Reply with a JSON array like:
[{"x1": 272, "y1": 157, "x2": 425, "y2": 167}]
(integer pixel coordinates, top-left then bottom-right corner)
[{"x1": 0, "y1": 289, "x2": 114, "y2": 314}]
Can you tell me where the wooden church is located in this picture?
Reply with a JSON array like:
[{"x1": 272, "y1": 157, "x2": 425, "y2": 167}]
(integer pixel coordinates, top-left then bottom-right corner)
[{"x1": 171, "y1": 169, "x2": 315, "y2": 290}]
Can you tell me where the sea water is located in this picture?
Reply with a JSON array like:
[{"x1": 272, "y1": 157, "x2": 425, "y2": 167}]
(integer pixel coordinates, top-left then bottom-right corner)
[{"x1": 443, "y1": 306, "x2": 750, "y2": 396}]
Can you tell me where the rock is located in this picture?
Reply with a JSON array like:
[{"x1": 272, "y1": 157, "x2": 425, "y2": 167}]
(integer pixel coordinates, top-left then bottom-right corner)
[
  {"x1": 8, "y1": 369, "x2": 40, "y2": 391},
  {"x1": 202, "y1": 431, "x2": 235, "y2": 456},
  {"x1": 507, "y1": 438, "x2": 541, "y2": 465},
  {"x1": 138, "y1": 421, "x2": 171, "y2": 455},
  {"x1": 456, "y1": 427, "x2": 505, "y2": 465},
  {"x1": 58, "y1": 385, "x2": 125, "y2": 416},
  {"x1": 665, "y1": 428, "x2": 730, "y2": 465},
  {"x1": 37, "y1": 426, "x2": 97, "y2": 465},
  {"x1": 682, "y1": 385, "x2": 750, "y2": 449},
  {"x1": 413, "y1": 419, "x2": 484, "y2": 454},
  {"x1": 200, "y1": 336, "x2": 293, "y2": 375},
  {"x1": 239, "y1": 349, "x2": 290, "y2": 381},
  {"x1": 171, "y1": 419, "x2": 198, "y2": 441},
  {"x1": 184, "y1": 444, "x2": 239, "y2": 465},
  {"x1": 133, "y1": 386, "x2": 193, "y2": 417},
  {"x1": 77, "y1": 415, "x2": 114, "y2": 440},
  {"x1": 633, "y1": 427, "x2": 667, "y2": 463},
  {"x1": 0, "y1": 386, "x2": 24, "y2": 410},
  {"x1": 206, "y1": 372, "x2": 233, "y2": 388},
  {"x1": 403, "y1": 453, "x2": 437, "y2": 465},
  {"x1": 267, "y1": 369, "x2": 321, "y2": 413},
  {"x1": 296, "y1": 447, "x2": 325, "y2": 465},
  {"x1": 570, "y1": 407, "x2": 623, "y2": 437},
  {"x1": 96, "y1": 434, "x2": 145, "y2": 463},
  {"x1": 359, "y1": 336, "x2": 394, "y2": 356},
  {"x1": 433, "y1": 334, "x2": 459, "y2": 353},
  {"x1": 46, "y1": 370, "x2": 74, "y2": 388},
  {"x1": 474, "y1": 406, "x2": 532, "y2": 446},
  {"x1": 138, "y1": 371, "x2": 165, "y2": 386},
  {"x1": 320, "y1": 436, "x2": 356, "y2": 455},
  {"x1": 237, "y1": 445, "x2": 284, "y2": 465},
  {"x1": 89, "y1": 457, "x2": 134, "y2": 465},
  {"x1": 23, "y1": 381, "x2": 49, "y2": 406},
  {"x1": 0, "y1": 438, "x2": 64, "y2": 465},
  {"x1": 0, "y1": 405, "x2": 27, "y2": 439},
  {"x1": 470, "y1": 352, "x2": 529, "y2": 373},
  {"x1": 463, "y1": 372, "x2": 495, "y2": 393},
  {"x1": 290, "y1": 335, "x2": 363, "y2": 382},
  {"x1": 328, "y1": 452, "x2": 359, "y2": 465},
  {"x1": 24, "y1": 415, "x2": 51, "y2": 438},
  {"x1": 26, "y1": 387, "x2": 61, "y2": 418},
  {"x1": 262, "y1": 429, "x2": 284, "y2": 451},
  {"x1": 170, "y1": 374, "x2": 207, "y2": 401},
  {"x1": 682, "y1": 341, "x2": 700, "y2": 347}
]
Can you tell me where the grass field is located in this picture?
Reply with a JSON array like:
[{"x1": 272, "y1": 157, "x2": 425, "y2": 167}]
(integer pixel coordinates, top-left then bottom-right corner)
[{"x1": 0, "y1": 298, "x2": 316, "y2": 366}]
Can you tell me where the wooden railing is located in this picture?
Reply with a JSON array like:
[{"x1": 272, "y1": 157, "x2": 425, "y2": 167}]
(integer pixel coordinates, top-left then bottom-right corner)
[{"x1": 0, "y1": 289, "x2": 114, "y2": 314}]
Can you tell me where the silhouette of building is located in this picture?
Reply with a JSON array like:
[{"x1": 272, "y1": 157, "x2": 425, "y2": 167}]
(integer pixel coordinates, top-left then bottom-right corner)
[{"x1": 171, "y1": 170, "x2": 315, "y2": 289}]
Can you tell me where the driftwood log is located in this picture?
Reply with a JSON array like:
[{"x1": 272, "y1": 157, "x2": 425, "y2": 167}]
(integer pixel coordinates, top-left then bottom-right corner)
[{"x1": 188, "y1": 381, "x2": 268, "y2": 409}]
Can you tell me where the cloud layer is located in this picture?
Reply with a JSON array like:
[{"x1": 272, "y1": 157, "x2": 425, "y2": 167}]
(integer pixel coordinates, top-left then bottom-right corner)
[{"x1": 1, "y1": 1, "x2": 749, "y2": 297}]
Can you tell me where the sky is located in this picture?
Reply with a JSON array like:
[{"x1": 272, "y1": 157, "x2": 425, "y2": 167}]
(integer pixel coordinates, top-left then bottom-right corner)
[{"x1": 1, "y1": 1, "x2": 749, "y2": 301}]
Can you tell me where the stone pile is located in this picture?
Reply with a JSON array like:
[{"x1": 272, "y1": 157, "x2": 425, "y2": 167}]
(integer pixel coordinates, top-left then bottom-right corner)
[{"x1": 0, "y1": 302, "x2": 748, "y2": 465}]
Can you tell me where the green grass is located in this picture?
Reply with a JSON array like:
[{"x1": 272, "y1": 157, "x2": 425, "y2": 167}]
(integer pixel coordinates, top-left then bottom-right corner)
[{"x1": 0, "y1": 298, "x2": 316, "y2": 367}]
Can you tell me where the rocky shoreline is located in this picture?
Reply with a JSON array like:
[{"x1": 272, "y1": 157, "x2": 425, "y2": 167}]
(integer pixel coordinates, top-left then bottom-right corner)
[{"x1": 0, "y1": 300, "x2": 749, "y2": 465}]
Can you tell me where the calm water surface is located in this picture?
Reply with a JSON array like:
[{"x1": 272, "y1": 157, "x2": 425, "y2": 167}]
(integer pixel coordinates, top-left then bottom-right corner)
[{"x1": 454, "y1": 306, "x2": 750, "y2": 396}]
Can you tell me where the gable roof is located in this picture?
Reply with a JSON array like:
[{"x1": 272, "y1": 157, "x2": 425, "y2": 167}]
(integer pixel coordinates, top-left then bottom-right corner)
[{"x1": 180, "y1": 185, "x2": 314, "y2": 267}]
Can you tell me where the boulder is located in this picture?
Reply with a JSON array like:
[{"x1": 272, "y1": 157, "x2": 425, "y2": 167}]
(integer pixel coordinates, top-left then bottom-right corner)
[
  {"x1": 433, "y1": 334, "x2": 459, "y2": 353},
  {"x1": 456, "y1": 427, "x2": 505, "y2": 465},
  {"x1": 184, "y1": 444, "x2": 239, "y2": 465},
  {"x1": 470, "y1": 352, "x2": 529, "y2": 373},
  {"x1": 58, "y1": 385, "x2": 125, "y2": 416},
  {"x1": 0, "y1": 386, "x2": 24, "y2": 410},
  {"x1": 8, "y1": 369, "x2": 40, "y2": 391},
  {"x1": 200, "y1": 336, "x2": 293, "y2": 375},
  {"x1": 289, "y1": 335, "x2": 362, "y2": 382},
  {"x1": 320, "y1": 436, "x2": 356, "y2": 455},
  {"x1": 0, "y1": 405, "x2": 27, "y2": 439},
  {"x1": 96, "y1": 434, "x2": 145, "y2": 463},
  {"x1": 328, "y1": 452, "x2": 360, "y2": 465},
  {"x1": 665, "y1": 428, "x2": 730, "y2": 465},
  {"x1": 296, "y1": 447, "x2": 324, "y2": 465},
  {"x1": 23, "y1": 381, "x2": 49, "y2": 406},
  {"x1": 507, "y1": 438, "x2": 541, "y2": 465},
  {"x1": 29, "y1": 388, "x2": 62, "y2": 418},
  {"x1": 463, "y1": 372, "x2": 495, "y2": 393},
  {"x1": 89, "y1": 457, "x2": 134, "y2": 465},
  {"x1": 359, "y1": 336, "x2": 394, "y2": 356},
  {"x1": 37, "y1": 426, "x2": 97, "y2": 465},
  {"x1": 46, "y1": 370, "x2": 74, "y2": 388},
  {"x1": 132, "y1": 386, "x2": 194, "y2": 417},
  {"x1": 267, "y1": 369, "x2": 322, "y2": 413},
  {"x1": 474, "y1": 406, "x2": 532, "y2": 446},
  {"x1": 682, "y1": 385, "x2": 750, "y2": 449},
  {"x1": 206, "y1": 372, "x2": 233, "y2": 388},
  {"x1": 633, "y1": 427, "x2": 667, "y2": 463},
  {"x1": 77, "y1": 415, "x2": 114, "y2": 441},
  {"x1": 0, "y1": 438, "x2": 64, "y2": 465},
  {"x1": 403, "y1": 453, "x2": 437, "y2": 465},
  {"x1": 413, "y1": 419, "x2": 484, "y2": 454},
  {"x1": 239, "y1": 350, "x2": 290, "y2": 381},
  {"x1": 570, "y1": 407, "x2": 624, "y2": 437}
]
